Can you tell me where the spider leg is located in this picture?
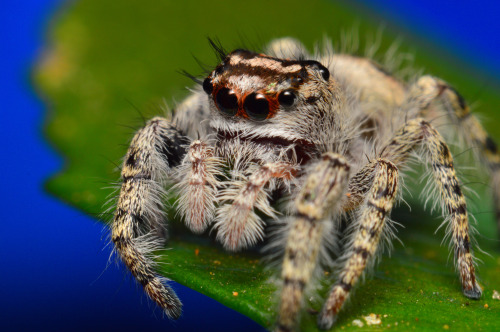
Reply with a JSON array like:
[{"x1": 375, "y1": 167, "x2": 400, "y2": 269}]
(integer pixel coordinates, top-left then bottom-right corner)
[
  {"x1": 317, "y1": 159, "x2": 399, "y2": 329},
  {"x1": 382, "y1": 118, "x2": 482, "y2": 298},
  {"x1": 411, "y1": 75, "x2": 500, "y2": 234},
  {"x1": 215, "y1": 162, "x2": 296, "y2": 251},
  {"x1": 276, "y1": 153, "x2": 350, "y2": 332},
  {"x1": 112, "y1": 117, "x2": 189, "y2": 319},
  {"x1": 175, "y1": 140, "x2": 222, "y2": 233}
]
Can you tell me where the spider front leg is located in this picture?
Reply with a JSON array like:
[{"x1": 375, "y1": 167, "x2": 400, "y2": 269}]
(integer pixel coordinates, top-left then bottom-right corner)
[
  {"x1": 318, "y1": 159, "x2": 399, "y2": 329},
  {"x1": 383, "y1": 118, "x2": 482, "y2": 298},
  {"x1": 215, "y1": 162, "x2": 297, "y2": 251},
  {"x1": 112, "y1": 117, "x2": 189, "y2": 318},
  {"x1": 277, "y1": 153, "x2": 350, "y2": 332},
  {"x1": 410, "y1": 75, "x2": 500, "y2": 235}
]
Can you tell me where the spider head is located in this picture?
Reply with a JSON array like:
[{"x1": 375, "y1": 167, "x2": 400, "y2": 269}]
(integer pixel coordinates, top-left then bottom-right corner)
[
  {"x1": 203, "y1": 49, "x2": 334, "y2": 122},
  {"x1": 203, "y1": 49, "x2": 342, "y2": 164}
]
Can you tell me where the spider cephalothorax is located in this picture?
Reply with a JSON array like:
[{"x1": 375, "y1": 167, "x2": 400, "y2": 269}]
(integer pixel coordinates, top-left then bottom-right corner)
[
  {"x1": 205, "y1": 49, "x2": 343, "y2": 165},
  {"x1": 111, "y1": 38, "x2": 497, "y2": 331}
]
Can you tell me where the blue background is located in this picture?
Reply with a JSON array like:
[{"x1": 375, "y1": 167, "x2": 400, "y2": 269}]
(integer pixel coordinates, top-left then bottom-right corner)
[{"x1": 1, "y1": 1, "x2": 498, "y2": 331}]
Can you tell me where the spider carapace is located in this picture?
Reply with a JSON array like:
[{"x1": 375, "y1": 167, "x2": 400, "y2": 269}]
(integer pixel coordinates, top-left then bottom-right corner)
[{"x1": 111, "y1": 38, "x2": 499, "y2": 331}]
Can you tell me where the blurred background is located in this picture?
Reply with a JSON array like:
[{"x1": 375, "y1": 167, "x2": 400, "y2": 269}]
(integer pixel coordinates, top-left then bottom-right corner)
[{"x1": 1, "y1": 0, "x2": 499, "y2": 331}]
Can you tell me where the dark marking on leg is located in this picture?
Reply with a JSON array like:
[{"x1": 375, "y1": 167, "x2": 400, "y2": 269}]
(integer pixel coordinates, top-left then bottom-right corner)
[
  {"x1": 123, "y1": 173, "x2": 152, "y2": 182},
  {"x1": 338, "y1": 280, "x2": 352, "y2": 292},
  {"x1": 125, "y1": 151, "x2": 137, "y2": 167},
  {"x1": 439, "y1": 141, "x2": 451, "y2": 158},
  {"x1": 452, "y1": 182, "x2": 462, "y2": 196},
  {"x1": 161, "y1": 130, "x2": 190, "y2": 167},
  {"x1": 449, "y1": 203, "x2": 467, "y2": 215},
  {"x1": 367, "y1": 200, "x2": 387, "y2": 216},
  {"x1": 486, "y1": 136, "x2": 498, "y2": 154},
  {"x1": 448, "y1": 85, "x2": 467, "y2": 110},
  {"x1": 353, "y1": 246, "x2": 370, "y2": 260},
  {"x1": 296, "y1": 211, "x2": 316, "y2": 223},
  {"x1": 283, "y1": 277, "x2": 306, "y2": 290}
]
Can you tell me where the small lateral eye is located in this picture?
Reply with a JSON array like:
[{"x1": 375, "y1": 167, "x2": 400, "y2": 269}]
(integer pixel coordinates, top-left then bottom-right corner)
[
  {"x1": 278, "y1": 89, "x2": 296, "y2": 107},
  {"x1": 244, "y1": 93, "x2": 269, "y2": 121},
  {"x1": 291, "y1": 76, "x2": 303, "y2": 85},
  {"x1": 202, "y1": 77, "x2": 213, "y2": 94},
  {"x1": 215, "y1": 88, "x2": 238, "y2": 116},
  {"x1": 317, "y1": 64, "x2": 330, "y2": 81}
]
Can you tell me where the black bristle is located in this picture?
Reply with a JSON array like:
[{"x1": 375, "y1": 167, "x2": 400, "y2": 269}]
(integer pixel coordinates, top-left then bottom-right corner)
[
  {"x1": 178, "y1": 69, "x2": 202, "y2": 85},
  {"x1": 207, "y1": 37, "x2": 228, "y2": 62},
  {"x1": 191, "y1": 54, "x2": 214, "y2": 74},
  {"x1": 235, "y1": 32, "x2": 263, "y2": 54}
]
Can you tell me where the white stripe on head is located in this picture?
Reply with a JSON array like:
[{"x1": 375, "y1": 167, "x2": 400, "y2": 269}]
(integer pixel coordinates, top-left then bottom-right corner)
[
  {"x1": 227, "y1": 74, "x2": 267, "y2": 92},
  {"x1": 229, "y1": 54, "x2": 302, "y2": 73}
]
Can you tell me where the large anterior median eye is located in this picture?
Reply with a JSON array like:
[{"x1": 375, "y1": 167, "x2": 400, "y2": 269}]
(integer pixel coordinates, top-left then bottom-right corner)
[
  {"x1": 244, "y1": 93, "x2": 269, "y2": 121},
  {"x1": 216, "y1": 87, "x2": 238, "y2": 116}
]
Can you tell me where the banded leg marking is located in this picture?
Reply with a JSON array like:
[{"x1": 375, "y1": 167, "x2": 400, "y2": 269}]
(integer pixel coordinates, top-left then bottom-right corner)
[
  {"x1": 112, "y1": 117, "x2": 188, "y2": 319},
  {"x1": 276, "y1": 153, "x2": 350, "y2": 332},
  {"x1": 382, "y1": 118, "x2": 481, "y2": 299},
  {"x1": 318, "y1": 159, "x2": 399, "y2": 330},
  {"x1": 412, "y1": 75, "x2": 500, "y2": 234}
]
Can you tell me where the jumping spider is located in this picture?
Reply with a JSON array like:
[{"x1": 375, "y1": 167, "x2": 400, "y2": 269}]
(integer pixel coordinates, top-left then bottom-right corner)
[{"x1": 111, "y1": 38, "x2": 498, "y2": 331}]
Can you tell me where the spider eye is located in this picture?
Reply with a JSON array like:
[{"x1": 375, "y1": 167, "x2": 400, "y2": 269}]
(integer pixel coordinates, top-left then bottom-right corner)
[
  {"x1": 244, "y1": 93, "x2": 269, "y2": 121},
  {"x1": 215, "y1": 87, "x2": 238, "y2": 116},
  {"x1": 291, "y1": 76, "x2": 303, "y2": 85},
  {"x1": 317, "y1": 64, "x2": 330, "y2": 81},
  {"x1": 278, "y1": 89, "x2": 296, "y2": 107},
  {"x1": 202, "y1": 77, "x2": 213, "y2": 95}
]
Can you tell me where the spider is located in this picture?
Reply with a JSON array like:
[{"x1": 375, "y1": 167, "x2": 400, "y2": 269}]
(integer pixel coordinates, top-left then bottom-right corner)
[{"x1": 111, "y1": 37, "x2": 499, "y2": 331}]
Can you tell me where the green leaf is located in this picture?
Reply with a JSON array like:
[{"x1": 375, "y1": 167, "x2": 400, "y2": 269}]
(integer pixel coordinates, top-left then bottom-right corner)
[{"x1": 35, "y1": 0, "x2": 500, "y2": 330}]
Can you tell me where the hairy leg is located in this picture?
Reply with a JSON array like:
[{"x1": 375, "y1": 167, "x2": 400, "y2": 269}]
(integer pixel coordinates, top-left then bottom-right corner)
[
  {"x1": 318, "y1": 159, "x2": 399, "y2": 329},
  {"x1": 276, "y1": 153, "x2": 350, "y2": 332},
  {"x1": 410, "y1": 75, "x2": 500, "y2": 234},
  {"x1": 382, "y1": 118, "x2": 482, "y2": 299},
  {"x1": 215, "y1": 162, "x2": 296, "y2": 251},
  {"x1": 112, "y1": 117, "x2": 188, "y2": 319}
]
